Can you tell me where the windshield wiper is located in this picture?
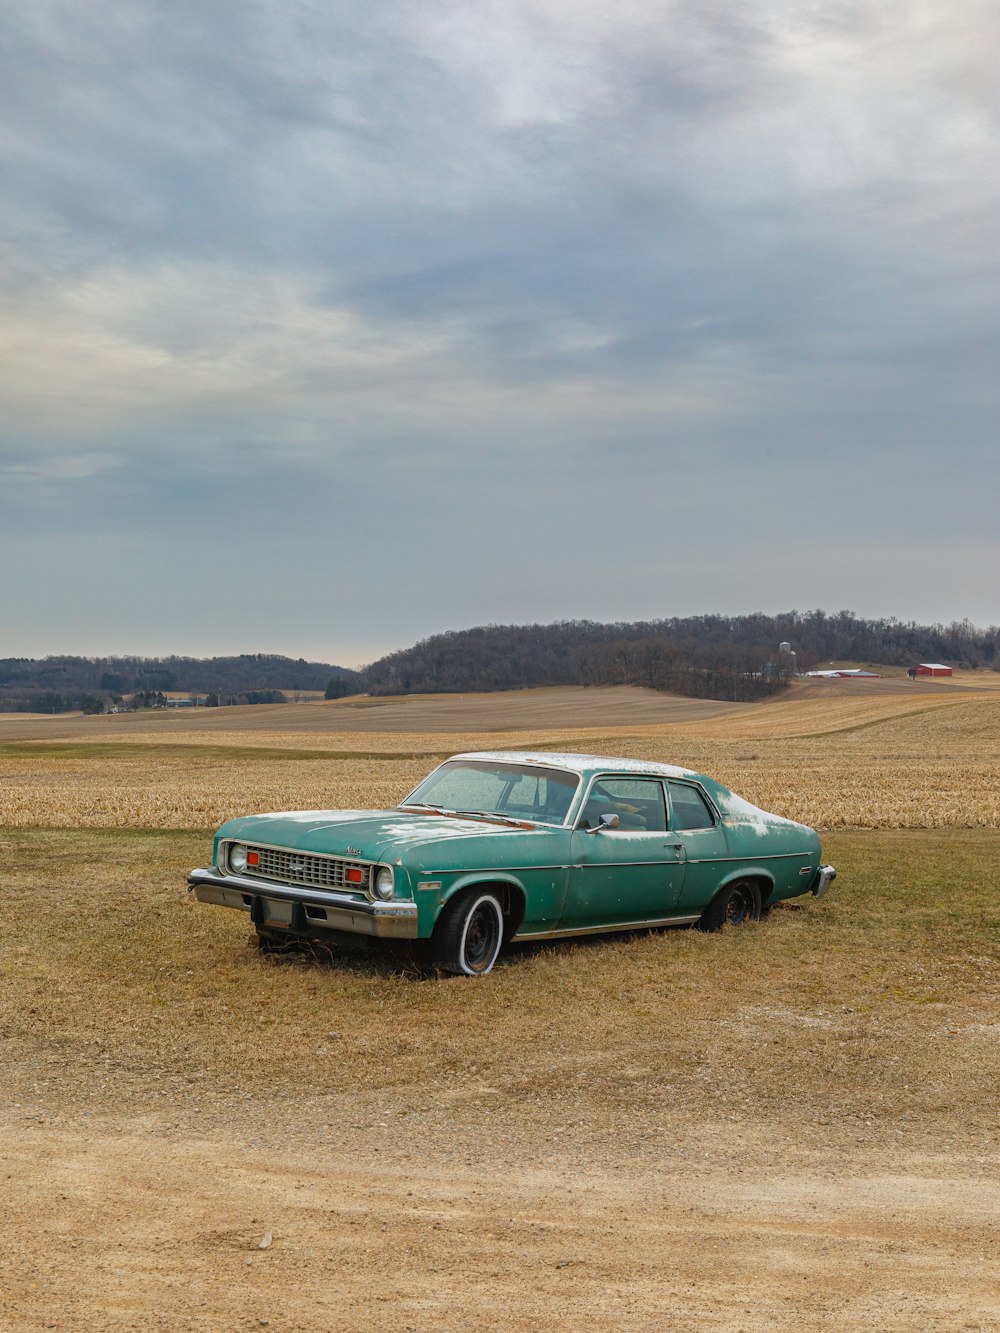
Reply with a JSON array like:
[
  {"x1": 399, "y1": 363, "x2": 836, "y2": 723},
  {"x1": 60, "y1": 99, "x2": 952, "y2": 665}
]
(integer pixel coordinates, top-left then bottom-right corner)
[
  {"x1": 452, "y1": 810, "x2": 537, "y2": 828},
  {"x1": 401, "y1": 804, "x2": 537, "y2": 829}
]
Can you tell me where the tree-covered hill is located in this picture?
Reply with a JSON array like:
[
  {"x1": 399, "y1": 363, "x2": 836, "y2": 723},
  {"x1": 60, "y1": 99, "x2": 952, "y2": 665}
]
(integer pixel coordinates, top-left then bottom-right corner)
[
  {"x1": 4, "y1": 612, "x2": 995, "y2": 712},
  {"x1": 0, "y1": 654, "x2": 360, "y2": 713},
  {"x1": 362, "y1": 612, "x2": 997, "y2": 703}
]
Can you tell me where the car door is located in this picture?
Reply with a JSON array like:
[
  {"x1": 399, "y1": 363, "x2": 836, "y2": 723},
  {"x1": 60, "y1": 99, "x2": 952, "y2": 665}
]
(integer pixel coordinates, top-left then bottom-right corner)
[
  {"x1": 665, "y1": 779, "x2": 730, "y2": 915},
  {"x1": 561, "y1": 776, "x2": 686, "y2": 930}
]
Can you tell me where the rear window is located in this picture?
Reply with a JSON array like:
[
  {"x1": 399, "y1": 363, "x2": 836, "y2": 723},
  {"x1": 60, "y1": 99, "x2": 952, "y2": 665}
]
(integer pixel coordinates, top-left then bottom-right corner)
[{"x1": 667, "y1": 781, "x2": 715, "y2": 830}]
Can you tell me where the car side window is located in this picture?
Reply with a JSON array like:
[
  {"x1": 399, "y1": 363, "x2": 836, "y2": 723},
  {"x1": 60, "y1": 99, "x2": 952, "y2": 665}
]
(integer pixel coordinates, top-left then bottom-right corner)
[
  {"x1": 666, "y1": 781, "x2": 716, "y2": 830},
  {"x1": 579, "y1": 778, "x2": 667, "y2": 832}
]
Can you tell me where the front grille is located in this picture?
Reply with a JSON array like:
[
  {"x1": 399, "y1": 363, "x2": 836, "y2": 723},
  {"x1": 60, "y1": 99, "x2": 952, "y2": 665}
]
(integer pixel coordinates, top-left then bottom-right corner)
[{"x1": 239, "y1": 845, "x2": 371, "y2": 893}]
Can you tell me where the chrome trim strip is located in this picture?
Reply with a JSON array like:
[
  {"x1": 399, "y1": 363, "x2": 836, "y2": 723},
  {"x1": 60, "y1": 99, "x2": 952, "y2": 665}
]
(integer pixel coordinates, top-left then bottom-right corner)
[
  {"x1": 423, "y1": 864, "x2": 570, "y2": 875},
  {"x1": 572, "y1": 859, "x2": 686, "y2": 869},
  {"x1": 428, "y1": 850, "x2": 810, "y2": 876},
  {"x1": 683, "y1": 852, "x2": 811, "y2": 865},
  {"x1": 513, "y1": 913, "x2": 701, "y2": 941}
]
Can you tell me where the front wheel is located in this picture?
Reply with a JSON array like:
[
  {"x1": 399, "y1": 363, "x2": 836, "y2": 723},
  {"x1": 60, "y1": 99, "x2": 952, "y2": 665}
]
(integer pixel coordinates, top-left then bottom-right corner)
[
  {"x1": 699, "y1": 880, "x2": 761, "y2": 932},
  {"x1": 432, "y1": 890, "x2": 505, "y2": 976}
]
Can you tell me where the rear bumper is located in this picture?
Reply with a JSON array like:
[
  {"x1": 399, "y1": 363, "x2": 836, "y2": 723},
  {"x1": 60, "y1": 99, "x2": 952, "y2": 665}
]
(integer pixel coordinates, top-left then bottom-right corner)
[
  {"x1": 187, "y1": 868, "x2": 419, "y2": 939},
  {"x1": 812, "y1": 864, "x2": 837, "y2": 899}
]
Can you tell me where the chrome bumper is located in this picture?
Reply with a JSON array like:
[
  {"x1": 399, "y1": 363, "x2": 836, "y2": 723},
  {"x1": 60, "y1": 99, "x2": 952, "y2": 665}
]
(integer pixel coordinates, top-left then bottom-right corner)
[
  {"x1": 812, "y1": 864, "x2": 837, "y2": 899},
  {"x1": 187, "y1": 868, "x2": 419, "y2": 939}
]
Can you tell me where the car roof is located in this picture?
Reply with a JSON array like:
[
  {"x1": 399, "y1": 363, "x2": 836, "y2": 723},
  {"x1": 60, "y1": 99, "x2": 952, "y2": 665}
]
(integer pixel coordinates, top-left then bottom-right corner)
[
  {"x1": 440, "y1": 750, "x2": 801, "y2": 830},
  {"x1": 450, "y1": 750, "x2": 705, "y2": 782}
]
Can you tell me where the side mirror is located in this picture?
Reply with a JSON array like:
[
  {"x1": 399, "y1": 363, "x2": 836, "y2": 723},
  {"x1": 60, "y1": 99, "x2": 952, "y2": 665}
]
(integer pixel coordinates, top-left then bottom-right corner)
[{"x1": 585, "y1": 811, "x2": 620, "y2": 834}]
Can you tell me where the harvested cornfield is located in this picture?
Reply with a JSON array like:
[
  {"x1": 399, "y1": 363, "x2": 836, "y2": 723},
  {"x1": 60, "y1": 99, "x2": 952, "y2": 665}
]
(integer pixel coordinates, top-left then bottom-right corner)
[
  {"x1": 1, "y1": 685, "x2": 998, "y2": 830},
  {"x1": 0, "y1": 749, "x2": 430, "y2": 831}
]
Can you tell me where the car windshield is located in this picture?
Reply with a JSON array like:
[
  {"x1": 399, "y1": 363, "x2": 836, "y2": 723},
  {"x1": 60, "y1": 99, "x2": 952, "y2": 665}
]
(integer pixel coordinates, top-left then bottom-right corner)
[{"x1": 401, "y1": 760, "x2": 579, "y2": 825}]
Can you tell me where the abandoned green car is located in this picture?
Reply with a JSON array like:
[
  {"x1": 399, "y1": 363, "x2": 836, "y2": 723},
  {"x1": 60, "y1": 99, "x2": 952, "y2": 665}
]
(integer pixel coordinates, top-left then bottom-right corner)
[{"x1": 188, "y1": 751, "x2": 835, "y2": 974}]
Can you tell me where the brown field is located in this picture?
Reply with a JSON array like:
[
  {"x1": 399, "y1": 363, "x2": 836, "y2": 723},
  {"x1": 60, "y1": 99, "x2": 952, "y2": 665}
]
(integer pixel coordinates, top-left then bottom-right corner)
[
  {"x1": 2, "y1": 679, "x2": 999, "y2": 832},
  {"x1": 2, "y1": 682, "x2": 999, "y2": 1330},
  {"x1": 1, "y1": 672, "x2": 995, "y2": 745},
  {"x1": 0, "y1": 684, "x2": 745, "y2": 742}
]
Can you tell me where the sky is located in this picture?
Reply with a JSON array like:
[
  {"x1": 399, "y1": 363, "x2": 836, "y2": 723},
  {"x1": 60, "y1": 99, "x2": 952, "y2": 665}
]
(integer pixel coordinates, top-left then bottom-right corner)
[{"x1": 2, "y1": 0, "x2": 998, "y2": 668}]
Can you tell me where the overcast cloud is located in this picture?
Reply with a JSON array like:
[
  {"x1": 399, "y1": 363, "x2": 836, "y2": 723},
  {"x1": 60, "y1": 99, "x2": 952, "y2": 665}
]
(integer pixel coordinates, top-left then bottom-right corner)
[{"x1": 2, "y1": 0, "x2": 997, "y2": 665}]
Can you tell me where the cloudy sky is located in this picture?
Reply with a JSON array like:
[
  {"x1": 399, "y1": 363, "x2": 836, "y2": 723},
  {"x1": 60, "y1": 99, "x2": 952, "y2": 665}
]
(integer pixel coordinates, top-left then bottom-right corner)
[{"x1": 2, "y1": 1, "x2": 997, "y2": 666}]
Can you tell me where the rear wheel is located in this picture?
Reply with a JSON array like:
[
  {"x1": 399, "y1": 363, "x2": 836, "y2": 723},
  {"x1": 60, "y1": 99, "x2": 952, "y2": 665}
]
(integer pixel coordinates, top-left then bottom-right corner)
[
  {"x1": 432, "y1": 890, "x2": 504, "y2": 976},
  {"x1": 699, "y1": 880, "x2": 761, "y2": 932}
]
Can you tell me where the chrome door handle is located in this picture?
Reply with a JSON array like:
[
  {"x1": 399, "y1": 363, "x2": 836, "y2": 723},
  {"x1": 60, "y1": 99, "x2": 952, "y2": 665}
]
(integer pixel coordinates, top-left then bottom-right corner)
[{"x1": 664, "y1": 842, "x2": 683, "y2": 850}]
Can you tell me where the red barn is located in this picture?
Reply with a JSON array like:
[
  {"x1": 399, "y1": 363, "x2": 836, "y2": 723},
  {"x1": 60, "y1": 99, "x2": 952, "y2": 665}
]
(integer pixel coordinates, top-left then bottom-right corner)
[{"x1": 915, "y1": 663, "x2": 953, "y2": 677}]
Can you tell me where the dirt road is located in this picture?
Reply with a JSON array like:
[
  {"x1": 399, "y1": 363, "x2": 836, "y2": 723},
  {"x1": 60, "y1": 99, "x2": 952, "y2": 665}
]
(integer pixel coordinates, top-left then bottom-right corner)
[{"x1": 3, "y1": 1112, "x2": 997, "y2": 1332}]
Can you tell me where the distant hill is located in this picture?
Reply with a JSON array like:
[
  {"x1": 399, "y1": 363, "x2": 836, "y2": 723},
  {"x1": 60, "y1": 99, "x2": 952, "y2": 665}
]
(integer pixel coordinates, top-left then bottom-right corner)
[
  {"x1": 4, "y1": 611, "x2": 996, "y2": 713},
  {"x1": 362, "y1": 612, "x2": 997, "y2": 704},
  {"x1": 0, "y1": 654, "x2": 360, "y2": 714}
]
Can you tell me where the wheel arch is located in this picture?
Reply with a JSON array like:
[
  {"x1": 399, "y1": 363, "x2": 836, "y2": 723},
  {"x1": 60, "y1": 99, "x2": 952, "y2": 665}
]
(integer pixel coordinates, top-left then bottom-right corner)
[
  {"x1": 715, "y1": 868, "x2": 775, "y2": 907},
  {"x1": 436, "y1": 874, "x2": 528, "y2": 941}
]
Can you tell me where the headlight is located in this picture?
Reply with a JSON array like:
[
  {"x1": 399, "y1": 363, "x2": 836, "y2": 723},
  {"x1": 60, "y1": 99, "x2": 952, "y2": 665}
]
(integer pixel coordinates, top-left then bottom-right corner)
[
  {"x1": 373, "y1": 866, "x2": 395, "y2": 900},
  {"x1": 229, "y1": 844, "x2": 248, "y2": 873}
]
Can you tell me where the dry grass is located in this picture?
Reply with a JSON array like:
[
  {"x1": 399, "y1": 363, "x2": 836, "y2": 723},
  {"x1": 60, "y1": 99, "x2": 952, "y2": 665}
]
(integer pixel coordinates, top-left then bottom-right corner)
[{"x1": 2, "y1": 826, "x2": 998, "y2": 1158}]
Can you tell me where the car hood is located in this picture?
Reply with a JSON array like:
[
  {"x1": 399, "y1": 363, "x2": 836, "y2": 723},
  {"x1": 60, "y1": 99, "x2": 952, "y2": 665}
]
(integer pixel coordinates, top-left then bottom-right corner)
[{"x1": 216, "y1": 808, "x2": 543, "y2": 861}]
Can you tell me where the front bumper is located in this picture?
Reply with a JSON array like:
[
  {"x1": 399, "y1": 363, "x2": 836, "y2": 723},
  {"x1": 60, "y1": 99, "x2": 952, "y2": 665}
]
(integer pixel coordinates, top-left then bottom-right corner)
[
  {"x1": 812, "y1": 863, "x2": 837, "y2": 899},
  {"x1": 187, "y1": 868, "x2": 419, "y2": 939}
]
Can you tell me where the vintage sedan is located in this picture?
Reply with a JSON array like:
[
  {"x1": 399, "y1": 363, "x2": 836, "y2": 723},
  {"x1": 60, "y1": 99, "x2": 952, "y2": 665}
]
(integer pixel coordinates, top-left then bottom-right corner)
[
  {"x1": 188, "y1": 757, "x2": 837, "y2": 975},
  {"x1": 188, "y1": 751, "x2": 835, "y2": 975}
]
